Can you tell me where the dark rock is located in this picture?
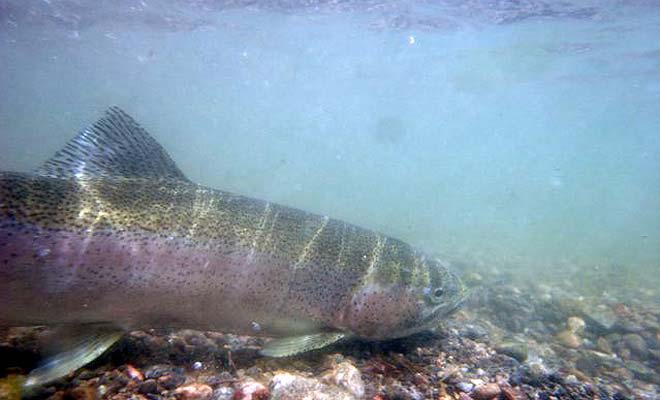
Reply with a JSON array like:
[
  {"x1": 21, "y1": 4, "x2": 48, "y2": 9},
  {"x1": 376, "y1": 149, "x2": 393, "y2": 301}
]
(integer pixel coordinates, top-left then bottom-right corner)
[
  {"x1": 158, "y1": 372, "x2": 185, "y2": 390},
  {"x1": 138, "y1": 379, "x2": 158, "y2": 394},
  {"x1": 144, "y1": 364, "x2": 178, "y2": 379}
]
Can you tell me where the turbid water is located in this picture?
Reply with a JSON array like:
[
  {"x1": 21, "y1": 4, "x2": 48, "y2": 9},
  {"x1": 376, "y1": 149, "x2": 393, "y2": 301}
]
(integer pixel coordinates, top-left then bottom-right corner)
[
  {"x1": 0, "y1": 1, "x2": 659, "y2": 398},
  {"x1": 2, "y1": 1, "x2": 659, "y2": 295}
]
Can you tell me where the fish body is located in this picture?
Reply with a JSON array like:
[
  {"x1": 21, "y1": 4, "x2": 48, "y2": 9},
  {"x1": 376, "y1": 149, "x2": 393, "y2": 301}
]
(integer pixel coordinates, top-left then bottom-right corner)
[{"x1": 0, "y1": 107, "x2": 464, "y2": 385}]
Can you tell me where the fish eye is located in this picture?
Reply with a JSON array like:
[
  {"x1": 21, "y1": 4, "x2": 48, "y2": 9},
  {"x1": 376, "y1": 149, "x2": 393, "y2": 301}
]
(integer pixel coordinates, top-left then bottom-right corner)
[{"x1": 433, "y1": 288, "x2": 444, "y2": 298}]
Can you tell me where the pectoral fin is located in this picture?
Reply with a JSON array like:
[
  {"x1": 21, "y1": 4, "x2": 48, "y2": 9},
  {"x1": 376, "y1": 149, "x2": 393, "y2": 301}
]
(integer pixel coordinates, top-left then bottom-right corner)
[
  {"x1": 24, "y1": 324, "x2": 124, "y2": 389},
  {"x1": 260, "y1": 332, "x2": 347, "y2": 357}
]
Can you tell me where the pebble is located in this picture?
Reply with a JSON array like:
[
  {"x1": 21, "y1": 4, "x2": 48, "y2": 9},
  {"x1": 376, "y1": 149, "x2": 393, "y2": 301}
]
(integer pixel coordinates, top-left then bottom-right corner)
[
  {"x1": 623, "y1": 333, "x2": 648, "y2": 357},
  {"x1": 648, "y1": 349, "x2": 660, "y2": 361},
  {"x1": 270, "y1": 372, "x2": 354, "y2": 400},
  {"x1": 455, "y1": 382, "x2": 474, "y2": 392},
  {"x1": 472, "y1": 383, "x2": 501, "y2": 400},
  {"x1": 564, "y1": 375, "x2": 580, "y2": 385},
  {"x1": 174, "y1": 383, "x2": 213, "y2": 400},
  {"x1": 137, "y1": 379, "x2": 158, "y2": 394},
  {"x1": 234, "y1": 379, "x2": 269, "y2": 400},
  {"x1": 596, "y1": 337, "x2": 612, "y2": 353},
  {"x1": 320, "y1": 361, "x2": 365, "y2": 398},
  {"x1": 125, "y1": 365, "x2": 144, "y2": 381},
  {"x1": 567, "y1": 316, "x2": 586, "y2": 333},
  {"x1": 495, "y1": 341, "x2": 528, "y2": 362},
  {"x1": 212, "y1": 386, "x2": 234, "y2": 400},
  {"x1": 500, "y1": 386, "x2": 520, "y2": 400},
  {"x1": 624, "y1": 360, "x2": 658, "y2": 383},
  {"x1": 556, "y1": 329, "x2": 581, "y2": 348}
]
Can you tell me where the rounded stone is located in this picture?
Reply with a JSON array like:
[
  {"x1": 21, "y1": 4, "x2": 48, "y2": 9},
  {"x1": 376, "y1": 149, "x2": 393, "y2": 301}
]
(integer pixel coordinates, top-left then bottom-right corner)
[
  {"x1": 567, "y1": 316, "x2": 586, "y2": 333},
  {"x1": 472, "y1": 383, "x2": 501, "y2": 400},
  {"x1": 174, "y1": 383, "x2": 213, "y2": 400},
  {"x1": 623, "y1": 333, "x2": 648, "y2": 357},
  {"x1": 556, "y1": 330, "x2": 581, "y2": 348},
  {"x1": 495, "y1": 341, "x2": 528, "y2": 362}
]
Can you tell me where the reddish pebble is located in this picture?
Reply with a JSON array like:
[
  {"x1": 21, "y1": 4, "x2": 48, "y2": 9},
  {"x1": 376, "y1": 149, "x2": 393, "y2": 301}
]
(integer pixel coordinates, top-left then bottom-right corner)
[
  {"x1": 458, "y1": 393, "x2": 472, "y2": 400},
  {"x1": 174, "y1": 383, "x2": 213, "y2": 400},
  {"x1": 501, "y1": 386, "x2": 522, "y2": 400},
  {"x1": 126, "y1": 365, "x2": 144, "y2": 381},
  {"x1": 472, "y1": 383, "x2": 501, "y2": 400},
  {"x1": 233, "y1": 380, "x2": 269, "y2": 400}
]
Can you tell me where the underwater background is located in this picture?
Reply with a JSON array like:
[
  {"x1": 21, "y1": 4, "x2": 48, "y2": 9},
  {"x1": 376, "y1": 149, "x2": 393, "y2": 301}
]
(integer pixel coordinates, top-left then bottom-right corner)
[
  {"x1": 1, "y1": 1, "x2": 659, "y2": 296},
  {"x1": 1, "y1": 2, "x2": 660, "y2": 399},
  {"x1": 1, "y1": 1, "x2": 659, "y2": 293}
]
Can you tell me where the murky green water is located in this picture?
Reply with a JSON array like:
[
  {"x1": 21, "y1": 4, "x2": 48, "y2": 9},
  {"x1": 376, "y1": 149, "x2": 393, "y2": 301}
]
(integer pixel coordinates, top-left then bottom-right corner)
[{"x1": 1, "y1": 0, "x2": 659, "y2": 295}]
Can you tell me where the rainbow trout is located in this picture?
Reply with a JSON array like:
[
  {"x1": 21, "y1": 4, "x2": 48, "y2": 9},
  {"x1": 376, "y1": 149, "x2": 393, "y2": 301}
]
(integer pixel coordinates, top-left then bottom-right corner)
[{"x1": 0, "y1": 107, "x2": 464, "y2": 387}]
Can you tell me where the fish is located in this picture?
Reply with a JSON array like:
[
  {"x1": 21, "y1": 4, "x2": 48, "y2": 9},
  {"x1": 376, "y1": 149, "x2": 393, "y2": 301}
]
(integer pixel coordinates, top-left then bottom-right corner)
[{"x1": 0, "y1": 107, "x2": 465, "y2": 388}]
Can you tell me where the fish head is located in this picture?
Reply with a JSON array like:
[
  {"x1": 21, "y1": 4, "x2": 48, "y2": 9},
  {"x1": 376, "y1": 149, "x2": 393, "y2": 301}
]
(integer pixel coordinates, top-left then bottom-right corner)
[{"x1": 340, "y1": 254, "x2": 465, "y2": 340}]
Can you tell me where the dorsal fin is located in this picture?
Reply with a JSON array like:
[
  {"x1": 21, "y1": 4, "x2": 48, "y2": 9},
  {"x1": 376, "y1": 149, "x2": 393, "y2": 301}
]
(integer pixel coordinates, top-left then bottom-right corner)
[{"x1": 36, "y1": 106, "x2": 188, "y2": 181}]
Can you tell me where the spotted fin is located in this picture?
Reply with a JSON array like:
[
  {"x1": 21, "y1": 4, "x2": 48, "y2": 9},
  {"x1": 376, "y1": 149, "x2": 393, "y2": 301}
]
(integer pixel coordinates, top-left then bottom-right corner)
[
  {"x1": 23, "y1": 325, "x2": 123, "y2": 389},
  {"x1": 260, "y1": 332, "x2": 347, "y2": 357},
  {"x1": 35, "y1": 106, "x2": 188, "y2": 181}
]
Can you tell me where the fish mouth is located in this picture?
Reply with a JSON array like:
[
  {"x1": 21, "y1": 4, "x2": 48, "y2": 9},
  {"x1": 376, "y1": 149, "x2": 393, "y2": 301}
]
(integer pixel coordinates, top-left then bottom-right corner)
[{"x1": 416, "y1": 271, "x2": 466, "y2": 331}]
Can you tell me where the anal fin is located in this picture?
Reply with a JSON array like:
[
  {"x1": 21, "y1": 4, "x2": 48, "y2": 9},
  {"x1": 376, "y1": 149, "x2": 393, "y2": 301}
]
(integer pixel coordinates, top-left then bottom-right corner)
[
  {"x1": 24, "y1": 324, "x2": 124, "y2": 389},
  {"x1": 260, "y1": 332, "x2": 346, "y2": 357}
]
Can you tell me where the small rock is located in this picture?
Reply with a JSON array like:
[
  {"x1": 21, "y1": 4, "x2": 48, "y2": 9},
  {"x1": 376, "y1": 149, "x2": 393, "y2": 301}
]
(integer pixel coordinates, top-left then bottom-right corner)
[
  {"x1": 495, "y1": 341, "x2": 528, "y2": 362},
  {"x1": 212, "y1": 386, "x2": 234, "y2": 400},
  {"x1": 564, "y1": 375, "x2": 580, "y2": 386},
  {"x1": 234, "y1": 379, "x2": 269, "y2": 400},
  {"x1": 623, "y1": 333, "x2": 648, "y2": 357},
  {"x1": 472, "y1": 383, "x2": 501, "y2": 400},
  {"x1": 556, "y1": 330, "x2": 581, "y2": 348},
  {"x1": 320, "y1": 361, "x2": 365, "y2": 398},
  {"x1": 126, "y1": 365, "x2": 144, "y2": 381},
  {"x1": 582, "y1": 305, "x2": 618, "y2": 333},
  {"x1": 175, "y1": 383, "x2": 213, "y2": 400},
  {"x1": 624, "y1": 360, "x2": 659, "y2": 384},
  {"x1": 159, "y1": 372, "x2": 186, "y2": 390},
  {"x1": 500, "y1": 386, "x2": 520, "y2": 400},
  {"x1": 461, "y1": 324, "x2": 489, "y2": 340},
  {"x1": 455, "y1": 382, "x2": 474, "y2": 392},
  {"x1": 138, "y1": 379, "x2": 158, "y2": 395},
  {"x1": 648, "y1": 349, "x2": 660, "y2": 361},
  {"x1": 68, "y1": 386, "x2": 97, "y2": 400},
  {"x1": 386, "y1": 382, "x2": 424, "y2": 400},
  {"x1": 270, "y1": 372, "x2": 353, "y2": 400},
  {"x1": 596, "y1": 337, "x2": 612, "y2": 353},
  {"x1": 567, "y1": 316, "x2": 586, "y2": 333},
  {"x1": 144, "y1": 364, "x2": 180, "y2": 379}
]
